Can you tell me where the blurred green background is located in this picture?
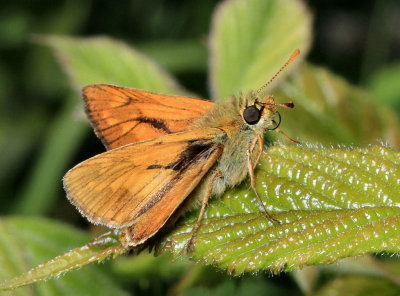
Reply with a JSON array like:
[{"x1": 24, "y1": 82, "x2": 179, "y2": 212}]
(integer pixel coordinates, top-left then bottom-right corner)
[{"x1": 0, "y1": 0, "x2": 400, "y2": 295}]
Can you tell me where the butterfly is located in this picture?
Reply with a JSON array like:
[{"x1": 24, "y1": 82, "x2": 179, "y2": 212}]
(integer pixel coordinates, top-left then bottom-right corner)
[{"x1": 63, "y1": 49, "x2": 300, "y2": 249}]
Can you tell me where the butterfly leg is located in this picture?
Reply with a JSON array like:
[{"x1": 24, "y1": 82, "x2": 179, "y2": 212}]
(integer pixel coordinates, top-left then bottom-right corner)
[
  {"x1": 247, "y1": 135, "x2": 281, "y2": 224},
  {"x1": 182, "y1": 170, "x2": 217, "y2": 254},
  {"x1": 272, "y1": 120, "x2": 299, "y2": 144}
]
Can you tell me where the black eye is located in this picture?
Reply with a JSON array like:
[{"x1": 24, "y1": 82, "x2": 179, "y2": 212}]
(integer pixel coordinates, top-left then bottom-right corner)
[{"x1": 243, "y1": 106, "x2": 261, "y2": 125}]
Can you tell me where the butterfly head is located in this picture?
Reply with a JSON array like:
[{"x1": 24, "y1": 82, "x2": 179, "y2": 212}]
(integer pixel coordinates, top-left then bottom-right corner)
[
  {"x1": 239, "y1": 92, "x2": 293, "y2": 133},
  {"x1": 238, "y1": 49, "x2": 300, "y2": 133}
]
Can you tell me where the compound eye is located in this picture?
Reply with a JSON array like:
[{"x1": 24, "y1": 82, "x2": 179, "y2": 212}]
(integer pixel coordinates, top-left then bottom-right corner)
[{"x1": 243, "y1": 105, "x2": 261, "y2": 125}]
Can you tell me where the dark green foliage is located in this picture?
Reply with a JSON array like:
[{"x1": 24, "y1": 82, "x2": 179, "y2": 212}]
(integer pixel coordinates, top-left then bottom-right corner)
[{"x1": 1, "y1": 0, "x2": 400, "y2": 295}]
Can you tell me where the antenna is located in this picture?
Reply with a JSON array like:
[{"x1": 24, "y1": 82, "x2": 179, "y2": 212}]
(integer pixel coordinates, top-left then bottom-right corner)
[{"x1": 257, "y1": 49, "x2": 300, "y2": 94}]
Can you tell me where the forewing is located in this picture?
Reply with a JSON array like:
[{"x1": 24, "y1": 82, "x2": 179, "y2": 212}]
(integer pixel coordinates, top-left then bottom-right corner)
[
  {"x1": 83, "y1": 84, "x2": 215, "y2": 149},
  {"x1": 63, "y1": 128, "x2": 224, "y2": 232}
]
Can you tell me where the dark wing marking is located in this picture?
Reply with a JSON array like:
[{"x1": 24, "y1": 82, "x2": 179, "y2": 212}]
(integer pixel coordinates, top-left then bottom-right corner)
[
  {"x1": 83, "y1": 84, "x2": 215, "y2": 149},
  {"x1": 63, "y1": 128, "x2": 225, "y2": 235}
]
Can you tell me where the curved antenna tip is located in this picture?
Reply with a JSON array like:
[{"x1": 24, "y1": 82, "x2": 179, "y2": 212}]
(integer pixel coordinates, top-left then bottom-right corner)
[
  {"x1": 289, "y1": 49, "x2": 300, "y2": 62},
  {"x1": 257, "y1": 49, "x2": 301, "y2": 94}
]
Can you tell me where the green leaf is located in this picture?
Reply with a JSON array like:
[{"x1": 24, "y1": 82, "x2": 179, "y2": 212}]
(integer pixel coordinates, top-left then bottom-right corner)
[
  {"x1": 0, "y1": 217, "x2": 127, "y2": 295},
  {"x1": 182, "y1": 277, "x2": 282, "y2": 296},
  {"x1": 39, "y1": 35, "x2": 185, "y2": 94},
  {"x1": 138, "y1": 40, "x2": 207, "y2": 74},
  {"x1": 158, "y1": 145, "x2": 400, "y2": 275},
  {"x1": 111, "y1": 252, "x2": 188, "y2": 282},
  {"x1": 367, "y1": 62, "x2": 400, "y2": 110},
  {"x1": 319, "y1": 255, "x2": 400, "y2": 287},
  {"x1": 315, "y1": 276, "x2": 400, "y2": 296},
  {"x1": 275, "y1": 63, "x2": 400, "y2": 147},
  {"x1": 209, "y1": 0, "x2": 312, "y2": 100}
]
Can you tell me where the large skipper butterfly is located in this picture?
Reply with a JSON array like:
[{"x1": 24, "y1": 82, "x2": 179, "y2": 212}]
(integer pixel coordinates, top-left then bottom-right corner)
[{"x1": 64, "y1": 49, "x2": 300, "y2": 249}]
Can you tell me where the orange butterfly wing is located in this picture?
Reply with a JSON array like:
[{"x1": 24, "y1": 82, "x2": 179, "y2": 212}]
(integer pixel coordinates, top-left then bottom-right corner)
[
  {"x1": 83, "y1": 84, "x2": 215, "y2": 149},
  {"x1": 63, "y1": 128, "x2": 224, "y2": 244}
]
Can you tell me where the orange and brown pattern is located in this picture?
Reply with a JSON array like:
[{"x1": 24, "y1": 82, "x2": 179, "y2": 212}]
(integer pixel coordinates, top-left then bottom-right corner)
[{"x1": 83, "y1": 84, "x2": 214, "y2": 149}]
